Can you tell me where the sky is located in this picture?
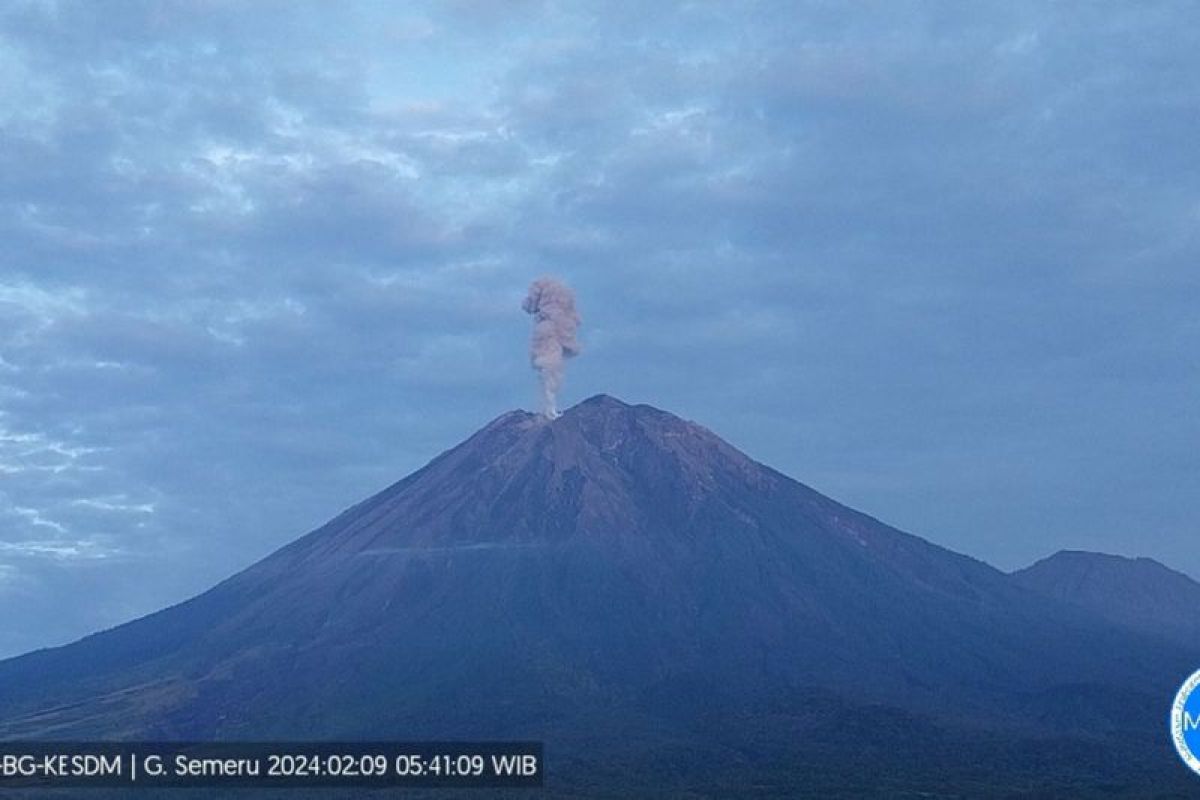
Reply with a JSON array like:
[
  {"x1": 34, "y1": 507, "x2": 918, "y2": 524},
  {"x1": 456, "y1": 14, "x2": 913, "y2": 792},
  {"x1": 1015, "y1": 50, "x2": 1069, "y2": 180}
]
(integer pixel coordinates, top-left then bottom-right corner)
[{"x1": 0, "y1": 0, "x2": 1197, "y2": 659}]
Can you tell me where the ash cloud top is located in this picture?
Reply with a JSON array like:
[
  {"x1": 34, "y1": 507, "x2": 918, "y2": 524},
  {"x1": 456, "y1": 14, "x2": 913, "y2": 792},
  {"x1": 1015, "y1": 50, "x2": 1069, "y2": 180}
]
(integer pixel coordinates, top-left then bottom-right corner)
[{"x1": 0, "y1": 1, "x2": 1196, "y2": 657}]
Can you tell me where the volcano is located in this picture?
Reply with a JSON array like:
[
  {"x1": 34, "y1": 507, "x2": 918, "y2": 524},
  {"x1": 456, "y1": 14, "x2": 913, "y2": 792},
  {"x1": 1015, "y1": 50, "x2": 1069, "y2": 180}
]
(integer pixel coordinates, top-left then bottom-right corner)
[{"x1": 0, "y1": 395, "x2": 1195, "y2": 795}]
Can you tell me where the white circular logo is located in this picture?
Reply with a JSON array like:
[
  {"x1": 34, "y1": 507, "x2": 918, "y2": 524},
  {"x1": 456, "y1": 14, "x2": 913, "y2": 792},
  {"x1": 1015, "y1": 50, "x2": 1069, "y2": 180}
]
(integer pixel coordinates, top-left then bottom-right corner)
[{"x1": 1171, "y1": 669, "x2": 1200, "y2": 776}]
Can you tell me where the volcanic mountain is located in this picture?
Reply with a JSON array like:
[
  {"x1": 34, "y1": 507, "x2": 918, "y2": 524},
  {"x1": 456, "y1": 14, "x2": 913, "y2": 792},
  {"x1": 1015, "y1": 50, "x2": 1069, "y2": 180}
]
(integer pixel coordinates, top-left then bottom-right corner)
[
  {"x1": 1013, "y1": 550, "x2": 1200, "y2": 648},
  {"x1": 0, "y1": 395, "x2": 1194, "y2": 795}
]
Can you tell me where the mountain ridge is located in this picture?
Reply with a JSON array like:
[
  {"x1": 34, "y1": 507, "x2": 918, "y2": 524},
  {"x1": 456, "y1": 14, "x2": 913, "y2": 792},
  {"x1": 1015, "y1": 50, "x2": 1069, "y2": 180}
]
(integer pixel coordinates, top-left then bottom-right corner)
[{"x1": 1012, "y1": 549, "x2": 1200, "y2": 648}]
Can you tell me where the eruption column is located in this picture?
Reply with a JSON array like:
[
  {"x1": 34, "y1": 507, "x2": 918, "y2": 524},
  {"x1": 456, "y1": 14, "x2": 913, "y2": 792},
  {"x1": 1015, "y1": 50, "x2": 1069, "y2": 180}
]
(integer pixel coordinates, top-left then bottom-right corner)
[{"x1": 522, "y1": 277, "x2": 581, "y2": 418}]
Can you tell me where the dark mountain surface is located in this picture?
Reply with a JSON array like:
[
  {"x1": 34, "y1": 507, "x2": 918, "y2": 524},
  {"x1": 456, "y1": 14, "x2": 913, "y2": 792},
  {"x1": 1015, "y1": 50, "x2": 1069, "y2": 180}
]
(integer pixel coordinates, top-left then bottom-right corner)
[
  {"x1": 1013, "y1": 550, "x2": 1200, "y2": 648},
  {"x1": 0, "y1": 395, "x2": 1195, "y2": 796}
]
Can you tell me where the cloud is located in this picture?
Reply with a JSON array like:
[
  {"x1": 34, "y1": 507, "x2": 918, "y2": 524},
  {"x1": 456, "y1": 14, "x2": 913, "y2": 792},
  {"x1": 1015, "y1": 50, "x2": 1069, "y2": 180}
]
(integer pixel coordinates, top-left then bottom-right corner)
[
  {"x1": 0, "y1": 538, "x2": 118, "y2": 560},
  {"x1": 0, "y1": 0, "x2": 1196, "y2": 657}
]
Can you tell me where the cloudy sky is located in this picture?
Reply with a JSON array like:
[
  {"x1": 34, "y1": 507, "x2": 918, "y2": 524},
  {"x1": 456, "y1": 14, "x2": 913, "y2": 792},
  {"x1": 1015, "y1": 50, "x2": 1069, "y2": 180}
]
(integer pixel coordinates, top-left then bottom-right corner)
[{"x1": 1, "y1": 1, "x2": 1197, "y2": 658}]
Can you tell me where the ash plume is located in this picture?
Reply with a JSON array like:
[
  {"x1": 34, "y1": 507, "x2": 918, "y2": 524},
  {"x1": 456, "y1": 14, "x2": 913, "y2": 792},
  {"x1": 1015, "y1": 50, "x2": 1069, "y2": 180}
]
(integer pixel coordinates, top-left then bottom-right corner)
[{"x1": 522, "y1": 277, "x2": 581, "y2": 418}]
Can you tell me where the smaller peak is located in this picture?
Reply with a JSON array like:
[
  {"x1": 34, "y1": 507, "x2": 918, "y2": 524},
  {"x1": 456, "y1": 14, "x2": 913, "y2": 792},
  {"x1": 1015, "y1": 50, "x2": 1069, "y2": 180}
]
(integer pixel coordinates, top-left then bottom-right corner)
[
  {"x1": 1056, "y1": 550, "x2": 1148, "y2": 565},
  {"x1": 1018, "y1": 550, "x2": 1124, "y2": 569},
  {"x1": 1052, "y1": 549, "x2": 1124, "y2": 561},
  {"x1": 1019, "y1": 550, "x2": 1175, "y2": 576}
]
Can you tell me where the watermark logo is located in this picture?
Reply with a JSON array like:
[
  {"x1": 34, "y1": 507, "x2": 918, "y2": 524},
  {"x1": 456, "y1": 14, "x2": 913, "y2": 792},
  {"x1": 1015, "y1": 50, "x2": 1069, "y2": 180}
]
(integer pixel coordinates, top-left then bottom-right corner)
[{"x1": 1171, "y1": 669, "x2": 1200, "y2": 776}]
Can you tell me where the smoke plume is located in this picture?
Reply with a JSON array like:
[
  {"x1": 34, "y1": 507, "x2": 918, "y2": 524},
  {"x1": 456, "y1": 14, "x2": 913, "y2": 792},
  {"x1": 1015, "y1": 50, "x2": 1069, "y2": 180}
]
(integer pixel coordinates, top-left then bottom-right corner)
[{"x1": 522, "y1": 277, "x2": 581, "y2": 418}]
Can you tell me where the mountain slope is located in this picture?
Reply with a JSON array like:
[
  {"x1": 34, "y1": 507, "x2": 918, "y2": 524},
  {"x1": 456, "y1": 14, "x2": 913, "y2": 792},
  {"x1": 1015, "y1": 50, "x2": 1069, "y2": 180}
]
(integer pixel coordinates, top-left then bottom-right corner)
[
  {"x1": 0, "y1": 396, "x2": 1193, "y2": 794},
  {"x1": 1012, "y1": 549, "x2": 1200, "y2": 648}
]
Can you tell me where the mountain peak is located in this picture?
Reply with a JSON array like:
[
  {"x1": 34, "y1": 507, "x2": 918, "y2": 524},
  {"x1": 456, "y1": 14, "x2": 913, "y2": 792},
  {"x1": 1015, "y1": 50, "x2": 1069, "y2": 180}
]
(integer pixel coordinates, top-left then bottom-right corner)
[
  {"x1": 557, "y1": 393, "x2": 670, "y2": 423},
  {"x1": 502, "y1": 394, "x2": 649, "y2": 426},
  {"x1": 1017, "y1": 550, "x2": 1187, "y2": 580},
  {"x1": 571, "y1": 393, "x2": 631, "y2": 410},
  {"x1": 298, "y1": 394, "x2": 764, "y2": 559},
  {"x1": 1012, "y1": 549, "x2": 1200, "y2": 646}
]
